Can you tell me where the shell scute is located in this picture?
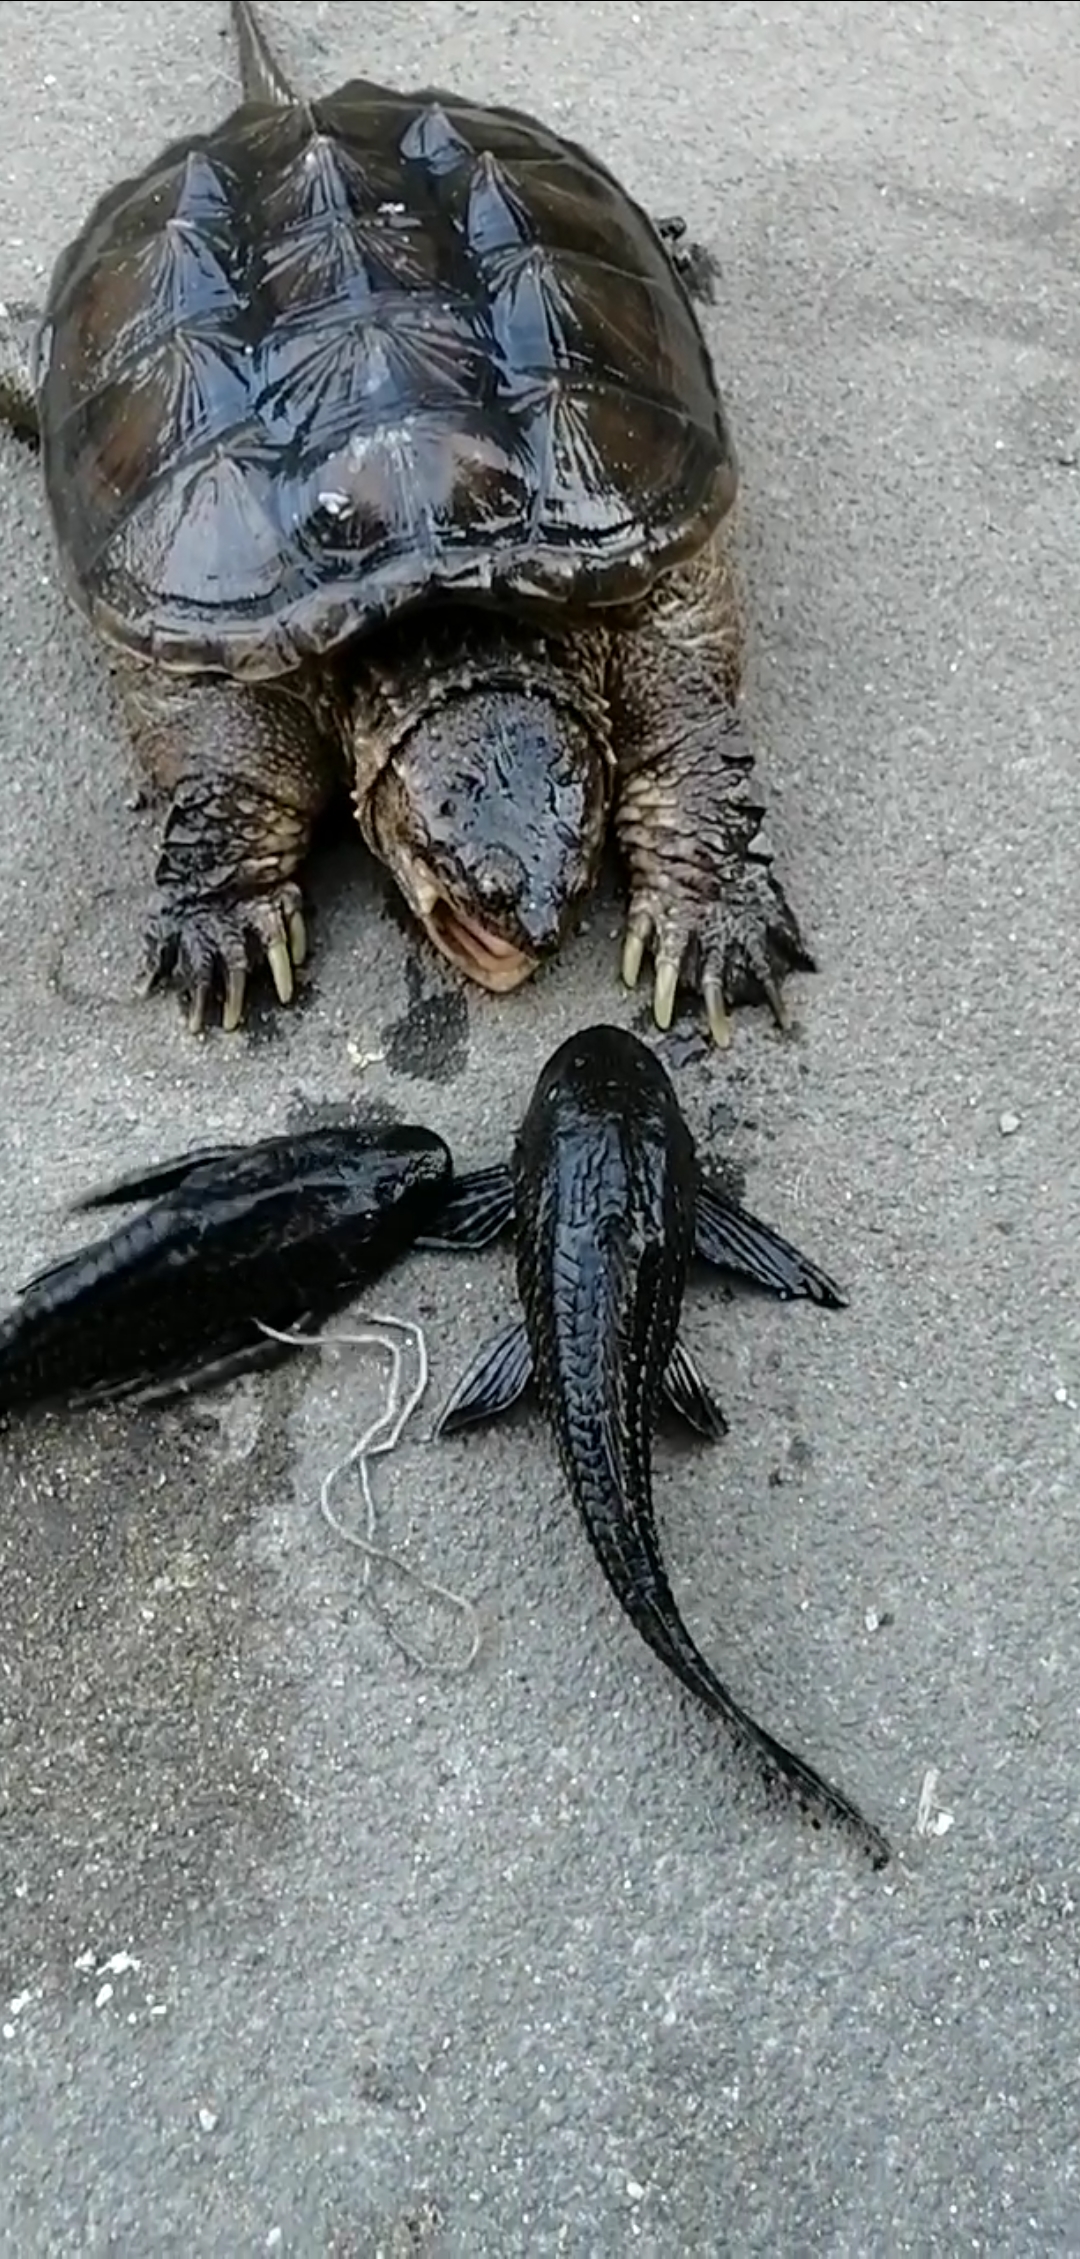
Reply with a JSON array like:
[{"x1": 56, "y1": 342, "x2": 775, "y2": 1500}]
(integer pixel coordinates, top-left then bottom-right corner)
[{"x1": 39, "y1": 78, "x2": 735, "y2": 673}]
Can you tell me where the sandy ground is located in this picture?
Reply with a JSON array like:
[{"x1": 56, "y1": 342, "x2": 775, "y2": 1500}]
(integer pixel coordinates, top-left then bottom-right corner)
[{"x1": 0, "y1": 3, "x2": 1078, "y2": 2252}]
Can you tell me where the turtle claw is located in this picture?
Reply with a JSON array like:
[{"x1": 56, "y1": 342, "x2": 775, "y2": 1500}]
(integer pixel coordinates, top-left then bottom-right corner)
[
  {"x1": 287, "y1": 907, "x2": 308, "y2": 969},
  {"x1": 145, "y1": 882, "x2": 308, "y2": 1033},
  {"x1": 702, "y1": 975, "x2": 732, "y2": 1051},
  {"x1": 620, "y1": 862, "x2": 812, "y2": 1047},
  {"x1": 653, "y1": 213, "x2": 721, "y2": 305},
  {"x1": 759, "y1": 968, "x2": 791, "y2": 1034},
  {"x1": 622, "y1": 916, "x2": 682, "y2": 1033},
  {"x1": 221, "y1": 960, "x2": 249, "y2": 1034},
  {"x1": 653, "y1": 957, "x2": 680, "y2": 1032},
  {"x1": 266, "y1": 936, "x2": 294, "y2": 1007},
  {"x1": 621, "y1": 921, "x2": 647, "y2": 994}
]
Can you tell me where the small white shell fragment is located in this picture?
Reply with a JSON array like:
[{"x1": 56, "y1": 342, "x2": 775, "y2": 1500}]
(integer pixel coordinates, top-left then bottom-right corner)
[{"x1": 915, "y1": 1766, "x2": 955, "y2": 1838}]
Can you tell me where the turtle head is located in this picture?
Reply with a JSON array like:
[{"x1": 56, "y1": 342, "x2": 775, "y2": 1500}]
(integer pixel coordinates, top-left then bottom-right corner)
[{"x1": 359, "y1": 686, "x2": 613, "y2": 993}]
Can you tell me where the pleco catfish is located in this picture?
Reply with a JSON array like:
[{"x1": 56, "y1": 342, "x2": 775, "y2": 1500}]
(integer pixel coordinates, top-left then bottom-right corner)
[
  {"x1": 427, "y1": 1024, "x2": 888, "y2": 1868},
  {"x1": 0, "y1": 1125, "x2": 450, "y2": 1414}
]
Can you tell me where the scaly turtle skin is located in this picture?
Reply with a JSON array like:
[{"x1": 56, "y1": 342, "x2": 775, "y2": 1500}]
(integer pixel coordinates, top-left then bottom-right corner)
[{"x1": 0, "y1": 1, "x2": 810, "y2": 1045}]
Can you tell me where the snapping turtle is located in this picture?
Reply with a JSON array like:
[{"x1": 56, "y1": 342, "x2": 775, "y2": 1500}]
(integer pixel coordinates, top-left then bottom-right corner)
[{"x1": 0, "y1": 0, "x2": 810, "y2": 1044}]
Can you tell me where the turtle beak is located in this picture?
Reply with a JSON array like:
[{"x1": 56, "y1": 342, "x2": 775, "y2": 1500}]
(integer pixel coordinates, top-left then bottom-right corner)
[{"x1": 411, "y1": 867, "x2": 540, "y2": 993}]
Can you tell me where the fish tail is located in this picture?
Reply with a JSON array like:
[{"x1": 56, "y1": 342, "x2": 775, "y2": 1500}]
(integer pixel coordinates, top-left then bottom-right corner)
[
  {"x1": 575, "y1": 1445, "x2": 889, "y2": 1869},
  {"x1": 680, "y1": 1649, "x2": 891, "y2": 1871}
]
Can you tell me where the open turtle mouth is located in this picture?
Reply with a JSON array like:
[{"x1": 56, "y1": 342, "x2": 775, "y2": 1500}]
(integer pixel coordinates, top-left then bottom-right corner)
[{"x1": 421, "y1": 891, "x2": 537, "y2": 994}]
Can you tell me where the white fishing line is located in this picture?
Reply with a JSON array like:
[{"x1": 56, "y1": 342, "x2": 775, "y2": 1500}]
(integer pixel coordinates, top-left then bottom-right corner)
[{"x1": 255, "y1": 1312, "x2": 480, "y2": 1677}]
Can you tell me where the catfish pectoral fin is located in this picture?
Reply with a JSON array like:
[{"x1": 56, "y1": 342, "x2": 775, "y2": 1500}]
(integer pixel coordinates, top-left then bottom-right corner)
[
  {"x1": 694, "y1": 1178, "x2": 847, "y2": 1308},
  {"x1": 663, "y1": 1335, "x2": 728, "y2": 1439},
  {"x1": 416, "y1": 1165, "x2": 516, "y2": 1253},
  {"x1": 435, "y1": 1317, "x2": 533, "y2": 1436},
  {"x1": 68, "y1": 1141, "x2": 253, "y2": 1214},
  {"x1": 17, "y1": 1246, "x2": 97, "y2": 1299}
]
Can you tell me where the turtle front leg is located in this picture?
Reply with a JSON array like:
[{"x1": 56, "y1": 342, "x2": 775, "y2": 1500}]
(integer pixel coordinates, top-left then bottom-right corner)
[
  {"x1": 115, "y1": 658, "x2": 342, "y2": 1034},
  {"x1": 0, "y1": 299, "x2": 43, "y2": 438},
  {"x1": 610, "y1": 525, "x2": 813, "y2": 1049}
]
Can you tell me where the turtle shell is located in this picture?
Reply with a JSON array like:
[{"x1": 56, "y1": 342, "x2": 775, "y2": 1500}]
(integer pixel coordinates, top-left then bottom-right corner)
[{"x1": 39, "y1": 78, "x2": 737, "y2": 680}]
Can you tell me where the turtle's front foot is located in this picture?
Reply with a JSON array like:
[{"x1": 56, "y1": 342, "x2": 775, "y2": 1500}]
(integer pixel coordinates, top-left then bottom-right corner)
[
  {"x1": 611, "y1": 528, "x2": 814, "y2": 1049},
  {"x1": 144, "y1": 885, "x2": 309, "y2": 1035},
  {"x1": 620, "y1": 857, "x2": 812, "y2": 1049},
  {"x1": 112, "y1": 664, "x2": 340, "y2": 1034}
]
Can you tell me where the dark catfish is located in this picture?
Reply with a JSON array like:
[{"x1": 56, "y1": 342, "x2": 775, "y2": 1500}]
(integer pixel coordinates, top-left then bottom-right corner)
[
  {"x1": 425, "y1": 1023, "x2": 888, "y2": 1868},
  {"x1": 0, "y1": 1124, "x2": 451, "y2": 1413}
]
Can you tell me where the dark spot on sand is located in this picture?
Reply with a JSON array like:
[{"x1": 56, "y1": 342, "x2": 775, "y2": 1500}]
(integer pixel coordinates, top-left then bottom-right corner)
[{"x1": 382, "y1": 953, "x2": 469, "y2": 1085}]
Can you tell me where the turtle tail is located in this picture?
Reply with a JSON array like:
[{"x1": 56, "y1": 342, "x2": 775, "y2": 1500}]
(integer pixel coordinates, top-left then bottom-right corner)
[{"x1": 231, "y1": 0, "x2": 300, "y2": 107}]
